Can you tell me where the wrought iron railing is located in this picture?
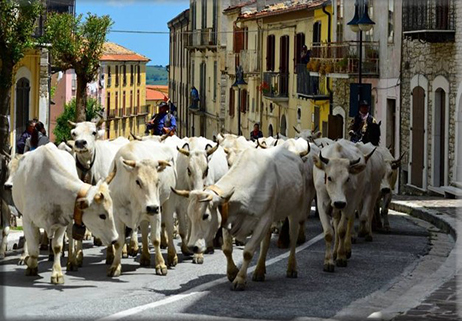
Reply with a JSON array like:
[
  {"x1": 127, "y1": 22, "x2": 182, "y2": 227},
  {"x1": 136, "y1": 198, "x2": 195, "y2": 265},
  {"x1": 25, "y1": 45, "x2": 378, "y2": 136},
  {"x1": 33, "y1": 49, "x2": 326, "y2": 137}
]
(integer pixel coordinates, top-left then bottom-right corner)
[
  {"x1": 188, "y1": 28, "x2": 216, "y2": 47},
  {"x1": 296, "y1": 64, "x2": 328, "y2": 97},
  {"x1": 262, "y1": 72, "x2": 289, "y2": 99}
]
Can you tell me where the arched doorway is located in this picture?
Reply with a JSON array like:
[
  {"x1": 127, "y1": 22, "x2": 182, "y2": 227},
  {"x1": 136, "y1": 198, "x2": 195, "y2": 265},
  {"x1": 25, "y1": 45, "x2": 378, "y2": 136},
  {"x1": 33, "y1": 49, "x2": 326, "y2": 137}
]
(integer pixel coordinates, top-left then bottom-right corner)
[
  {"x1": 15, "y1": 77, "x2": 30, "y2": 137},
  {"x1": 280, "y1": 114, "x2": 287, "y2": 136},
  {"x1": 411, "y1": 86, "x2": 425, "y2": 188},
  {"x1": 433, "y1": 88, "x2": 447, "y2": 187}
]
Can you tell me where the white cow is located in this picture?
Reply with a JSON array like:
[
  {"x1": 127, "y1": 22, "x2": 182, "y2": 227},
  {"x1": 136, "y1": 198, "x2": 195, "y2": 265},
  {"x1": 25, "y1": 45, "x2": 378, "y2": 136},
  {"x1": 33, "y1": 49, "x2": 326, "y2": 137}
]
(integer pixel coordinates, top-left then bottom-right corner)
[
  {"x1": 173, "y1": 145, "x2": 309, "y2": 290},
  {"x1": 215, "y1": 133, "x2": 255, "y2": 167},
  {"x1": 106, "y1": 140, "x2": 177, "y2": 277},
  {"x1": 313, "y1": 139, "x2": 374, "y2": 272},
  {"x1": 11, "y1": 143, "x2": 118, "y2": 284},
  {"x1": 174, "y1": 136, "x2": 228, "y2": 263},
  {"x1": 373, "y1": 148, "x2": 404, "y2": 232}
]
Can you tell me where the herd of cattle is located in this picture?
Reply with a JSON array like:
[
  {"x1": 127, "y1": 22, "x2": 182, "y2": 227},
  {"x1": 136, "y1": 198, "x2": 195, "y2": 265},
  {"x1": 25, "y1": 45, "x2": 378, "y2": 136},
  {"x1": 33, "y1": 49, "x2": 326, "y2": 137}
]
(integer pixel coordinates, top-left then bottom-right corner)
[{"x1": 0, "y1": 120, "x2": 404, "y2": 290}]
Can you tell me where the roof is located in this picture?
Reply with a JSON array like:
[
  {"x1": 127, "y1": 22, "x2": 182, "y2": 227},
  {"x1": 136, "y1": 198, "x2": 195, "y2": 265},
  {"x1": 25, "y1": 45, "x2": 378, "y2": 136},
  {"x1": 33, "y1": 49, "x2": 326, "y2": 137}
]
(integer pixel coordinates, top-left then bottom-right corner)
[
  {"x1": 100, "y1": 42, "x2": 150, "y2": 62},
  {"x1": 223, "y1": 0, "x2": 256, "y2": 13},
  {"x1": 240, "y1": 0, "x2": 326, "y2": 20},
  {"x1": 147, "y1": 85, "x2": 168, "y2": 94},
  {"x1": 146, "y1": 86, "x2": 168, "y2": 101}
]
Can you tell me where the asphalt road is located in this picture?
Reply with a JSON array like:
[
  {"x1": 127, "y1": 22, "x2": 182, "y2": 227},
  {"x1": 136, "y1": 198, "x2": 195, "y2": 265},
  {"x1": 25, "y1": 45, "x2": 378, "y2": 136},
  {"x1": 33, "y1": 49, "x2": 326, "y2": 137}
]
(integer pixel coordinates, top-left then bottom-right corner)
[{"x1": 1, "y1": 211, "x2": 433, "y2": 321}]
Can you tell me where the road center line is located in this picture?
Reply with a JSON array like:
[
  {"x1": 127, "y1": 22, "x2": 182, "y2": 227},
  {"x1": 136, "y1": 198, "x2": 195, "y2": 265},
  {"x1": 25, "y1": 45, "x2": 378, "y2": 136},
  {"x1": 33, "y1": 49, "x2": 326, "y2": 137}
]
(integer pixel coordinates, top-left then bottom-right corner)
[{"x1": 96, "y1": 233, "x2": 324, "y2": 321}]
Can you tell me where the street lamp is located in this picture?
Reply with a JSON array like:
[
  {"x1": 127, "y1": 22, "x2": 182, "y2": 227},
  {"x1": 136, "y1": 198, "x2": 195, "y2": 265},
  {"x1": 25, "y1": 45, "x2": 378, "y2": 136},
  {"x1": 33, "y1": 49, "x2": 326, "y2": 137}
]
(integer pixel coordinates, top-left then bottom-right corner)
[
  {"x1": 232, "y1": 65, "x2": 247, "y2": 136},
  {"x1": 347, "y1": 0, "x2": 375, "y2": 106}
]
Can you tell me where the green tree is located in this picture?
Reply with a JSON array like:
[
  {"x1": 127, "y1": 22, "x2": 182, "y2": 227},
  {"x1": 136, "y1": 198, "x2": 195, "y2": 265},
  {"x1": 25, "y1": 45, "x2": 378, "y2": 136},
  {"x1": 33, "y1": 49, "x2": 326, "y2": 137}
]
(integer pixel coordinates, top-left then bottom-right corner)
[
  {"x1": 0, "y1": 0, "x2": 42, "y2": 155},
  {"x1": 54, "y1": 97, "x2": 102, "y2": 144},
  {"x1": 43, "y1": 12, "x2": 112, "y2": 122}
]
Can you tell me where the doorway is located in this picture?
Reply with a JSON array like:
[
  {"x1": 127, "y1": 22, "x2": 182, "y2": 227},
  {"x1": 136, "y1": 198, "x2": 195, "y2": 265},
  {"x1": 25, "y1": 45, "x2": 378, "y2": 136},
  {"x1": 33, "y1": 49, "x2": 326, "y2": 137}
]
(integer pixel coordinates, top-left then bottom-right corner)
[
  {"x1": 386, "y1": 99, "x2": 396, "y2": 155},
  {"x1": 411, "y1": 86, "x2": 425, "y2": 188},
  {"x1": 15, "y1": 77, "x2": 30, "y2": 139},
  {"x1": 433, "y1": 88, "x2": 447, "y2": 187}
]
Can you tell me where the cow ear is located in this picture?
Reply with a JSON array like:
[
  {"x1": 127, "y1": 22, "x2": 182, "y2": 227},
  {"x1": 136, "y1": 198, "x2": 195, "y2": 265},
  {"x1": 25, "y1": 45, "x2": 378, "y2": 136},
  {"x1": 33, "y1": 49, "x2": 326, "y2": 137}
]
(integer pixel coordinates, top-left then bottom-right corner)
[
  {"x1": 313, "y1": 154, "x2": 324, "y2": 170},
  {"x1": 94, "y1": 192, "x2": 104, "y2": 203},
  {"x1": 76, "y1": 198, "x2": 89, "y2": 210},
  {"x1": 121, "y1": 157, "x2": 136, "y2": 171},
  {"x1": 349, "y1": 163, "x2": 366, "y2": 175},
  {"x1": 97, "y1": 129, "x2": 105, "y2": 139}
]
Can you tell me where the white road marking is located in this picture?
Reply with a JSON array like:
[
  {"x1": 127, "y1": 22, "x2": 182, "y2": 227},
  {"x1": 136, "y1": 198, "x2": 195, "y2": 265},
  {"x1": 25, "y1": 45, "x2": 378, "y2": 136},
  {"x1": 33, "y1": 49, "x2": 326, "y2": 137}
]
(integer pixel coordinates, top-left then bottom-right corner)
[{"x1": 96, "y1": 233, "x2": 324, "y2": 321}]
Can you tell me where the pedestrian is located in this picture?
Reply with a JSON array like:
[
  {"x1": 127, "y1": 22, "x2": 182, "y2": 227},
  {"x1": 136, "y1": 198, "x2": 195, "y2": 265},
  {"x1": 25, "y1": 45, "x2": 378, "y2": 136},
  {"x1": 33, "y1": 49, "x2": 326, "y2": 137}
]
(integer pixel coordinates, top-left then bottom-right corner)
[
  {"x1": 191, "y1": 86, "x2": 199, "y2": 109},
  {"x1": 348, "y1": 100, "x2": 378, "y2": 143},
  {"x1": 250, "y1": 123, "x2": 263, "y2": 141},
  {"x1": 16, "y1": 119, "x2": 36, "y2": 154},
  {"x1": 146, "y1": 101, "x2": 176, "y2": 136},
  {"x1": 300, "y1": 45, "x2": 311, "y2": 64},
  {"x1": 24, "y1": 121, "x2": 50, "y2": 152}
]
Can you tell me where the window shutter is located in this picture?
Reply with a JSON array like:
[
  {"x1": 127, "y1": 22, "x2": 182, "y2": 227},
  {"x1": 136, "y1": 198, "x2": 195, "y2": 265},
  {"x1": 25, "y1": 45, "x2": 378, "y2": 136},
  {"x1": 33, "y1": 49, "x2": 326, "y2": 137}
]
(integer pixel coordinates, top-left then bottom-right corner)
[
  {"x1": 229, "y1": 87, "x2": 235, "y2": 117},
  {"x1": 266, "y1": 35, "x2": 271, "y2": 71},
  {"x1": 241, "y1": 89, "x2": 247, "y2": 113}
]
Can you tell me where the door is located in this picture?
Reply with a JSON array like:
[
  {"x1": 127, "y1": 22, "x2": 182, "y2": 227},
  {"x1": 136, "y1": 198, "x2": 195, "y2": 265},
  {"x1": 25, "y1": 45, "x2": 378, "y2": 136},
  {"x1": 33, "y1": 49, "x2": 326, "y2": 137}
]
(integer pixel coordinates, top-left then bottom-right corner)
[
  {"x1": 386, "y1": 99, "x2": 396, "y2": 155},
  {"x1": 411, "y1": 87, "x2": 425, "y2": 188},
  {"x1": 433, "y1": 88, "x2": 446, "y2": 187},
  {"x1": 15, "y1": 78, "x2": 30, "y2": 138},
  {"x1": 328, "y1": 114, "x2": 343, "y2": 140},
  {"x1": 280, "y1": 114, "x2": 287, "y2": 136}
]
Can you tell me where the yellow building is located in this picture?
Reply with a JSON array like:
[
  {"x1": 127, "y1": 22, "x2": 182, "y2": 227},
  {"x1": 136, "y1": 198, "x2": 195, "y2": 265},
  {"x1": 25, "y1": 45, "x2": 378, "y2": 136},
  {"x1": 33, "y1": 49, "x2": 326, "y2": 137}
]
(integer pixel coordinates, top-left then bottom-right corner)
[{"x1": 101, "y1": 42, "x2": 150, "y2": 139}]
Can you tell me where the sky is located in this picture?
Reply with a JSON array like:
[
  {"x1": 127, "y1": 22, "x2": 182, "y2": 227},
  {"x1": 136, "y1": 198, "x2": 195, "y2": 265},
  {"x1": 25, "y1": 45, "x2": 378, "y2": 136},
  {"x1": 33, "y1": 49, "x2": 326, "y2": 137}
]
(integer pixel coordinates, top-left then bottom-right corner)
[{"x1": 77, "y1": 0, "x2": 189, "y2": 66}]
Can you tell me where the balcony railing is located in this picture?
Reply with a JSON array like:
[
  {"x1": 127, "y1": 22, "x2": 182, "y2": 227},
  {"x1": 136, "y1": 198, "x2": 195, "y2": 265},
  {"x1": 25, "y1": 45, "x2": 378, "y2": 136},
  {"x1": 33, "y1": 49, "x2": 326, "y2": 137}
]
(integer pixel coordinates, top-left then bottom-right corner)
[
  {"x1": 226, "y1": 51, "x2": 236, "y2": 75},
  {"x1": 403, "y1": 0, "x2": 455, "y2": 42},
  {"x1": 309, "y1": 41, "x2": 379, "y2": 77},
  {"x1": 118, "y1": 108, "x2": 123, "y2": 118},
  {"x1": 296, "y1": 64, "x2": 329, "y2": 99},
  {"x1": 239, "y1": 50, "x2": 259, "y2": 74},
  {"x1": 262, "y1": 72, "x2": 289, "y2": 99},
  {"x1": 138, "y1": 104, "x2": 149, "y2": 114},
  {"x1": 187, "y1": 28, "x2": 217, "y2": 48},
  {"x1": 108, "y1": 109, "x2": 116, "y2": 119}
]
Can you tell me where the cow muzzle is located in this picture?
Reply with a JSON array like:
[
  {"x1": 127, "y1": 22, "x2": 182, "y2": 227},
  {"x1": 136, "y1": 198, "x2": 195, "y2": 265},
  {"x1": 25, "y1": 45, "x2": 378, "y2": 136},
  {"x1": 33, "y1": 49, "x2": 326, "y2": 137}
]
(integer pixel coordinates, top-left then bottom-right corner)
[
  {"x1": 4, "y1": 183, "x2": 12, "y2": 190},
  {"x1": 146, "y1": 205, "x2": 160, "y2": 215},
  {"x1": 333, "y1": 201, "x2": 346, "y2": 209},
  {"x1": 381, "y1": 187, "x2": 391, "y2": 194},
  {"x1": 74, "y1": 140, "x2": 88, "y2": 150}
]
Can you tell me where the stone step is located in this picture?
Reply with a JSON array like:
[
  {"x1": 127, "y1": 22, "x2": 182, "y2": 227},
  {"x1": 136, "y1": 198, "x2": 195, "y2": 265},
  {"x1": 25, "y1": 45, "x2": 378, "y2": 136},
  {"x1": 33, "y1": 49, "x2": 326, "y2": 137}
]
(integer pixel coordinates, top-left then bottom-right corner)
[{"x1": 440, "y1": 185, "x2": 462, "y2": 198}]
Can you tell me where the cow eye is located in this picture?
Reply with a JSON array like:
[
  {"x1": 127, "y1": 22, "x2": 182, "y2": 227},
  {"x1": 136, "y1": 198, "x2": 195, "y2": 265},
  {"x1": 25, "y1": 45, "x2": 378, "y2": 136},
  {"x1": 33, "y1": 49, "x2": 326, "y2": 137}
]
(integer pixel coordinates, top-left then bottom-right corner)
[
  {"x1": 92, "y1": 131, "x2": 97, "y2": 136},
  {"x1": 136, "y1": 179, "x2": 142, "y2": 188},
  {"x1": 202, "y1": 213, "x2": 209, "y2": 220},
  {"x1": 327, "y1": 176, "x2": 332, "y2": 182},
  {"x1": 187, "y1": 168, "x2": 192, "y2": 176},
  {"x1": 99, "y1": 214, "x2": 107, "y2": 220},
  {"x1": 71, "y1": 131, "x2": 76, "y2": 137},
  {"x1": 346, "y1": 177, "x2": 350, "y2": 182}
]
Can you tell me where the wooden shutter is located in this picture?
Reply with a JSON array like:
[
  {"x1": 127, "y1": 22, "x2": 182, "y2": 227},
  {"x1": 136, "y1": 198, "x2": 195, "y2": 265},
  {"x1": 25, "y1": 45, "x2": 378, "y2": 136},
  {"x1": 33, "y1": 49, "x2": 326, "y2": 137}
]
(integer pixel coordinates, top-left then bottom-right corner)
[
  {"x1": 411, "y1": 86, "x2": 425, "y2": 188},
  {"x1": 229, "y1": 87, "x2": 235, "y2": 117},
  {"x1": 241, "y1": 89, "x2": 247, "y2": 113}
]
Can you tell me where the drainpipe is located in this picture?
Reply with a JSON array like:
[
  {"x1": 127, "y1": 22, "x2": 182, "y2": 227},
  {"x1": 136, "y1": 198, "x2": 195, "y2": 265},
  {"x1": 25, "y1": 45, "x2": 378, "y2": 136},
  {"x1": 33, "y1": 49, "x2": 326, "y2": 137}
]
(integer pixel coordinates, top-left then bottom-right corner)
[{"x1": 322, "y1": 1, "x2": 333, "y2": 116}]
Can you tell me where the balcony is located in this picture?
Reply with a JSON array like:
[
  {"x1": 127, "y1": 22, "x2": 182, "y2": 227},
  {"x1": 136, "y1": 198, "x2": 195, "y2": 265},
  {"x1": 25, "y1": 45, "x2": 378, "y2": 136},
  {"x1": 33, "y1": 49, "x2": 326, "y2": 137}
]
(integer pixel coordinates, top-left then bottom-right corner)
[
  {"x1": 309, "y1": 41, "x2": 379, "y2": 77},
  {"x1": 186, "y1": 28, "x2": 217, "y2": 50},
  {"x1": 108, "y1": 109, "x2": 116, "y2": 119},
  {"x1": 225, "y1": 51, "x2": 236, "y2": 75},
  {"x1": 296, "y1": 64, "x2": 330, "y2": 101},
  {"x1": 239, "y1": 50, "x2": 259, "y2": 74},
  {"x1": 403, "y1": 0, "x2": 455, "y2": 42},
  {"x1": 262, "y1": 72, "x2": 289, "y2": 100}
]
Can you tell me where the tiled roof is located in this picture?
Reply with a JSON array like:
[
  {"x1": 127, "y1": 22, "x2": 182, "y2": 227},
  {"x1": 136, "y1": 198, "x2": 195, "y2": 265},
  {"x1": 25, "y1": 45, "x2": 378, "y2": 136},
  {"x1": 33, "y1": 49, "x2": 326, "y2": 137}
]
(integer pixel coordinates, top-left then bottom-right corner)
[
  {"x1": 100, "y1": 42, "x2": 150, "y2": 62},
  {"x1": 146, "y1": 86, "x2": 168, "y2": 101},
  {"x1": 240, "y1": 0, "x2": 325, "y2": 19},
  {"x1": 223, "y1": 0, "x2": 256, "y2": 13},
  {"x1": 147, "y1": 85, "x2": 168, "y2": 94}
]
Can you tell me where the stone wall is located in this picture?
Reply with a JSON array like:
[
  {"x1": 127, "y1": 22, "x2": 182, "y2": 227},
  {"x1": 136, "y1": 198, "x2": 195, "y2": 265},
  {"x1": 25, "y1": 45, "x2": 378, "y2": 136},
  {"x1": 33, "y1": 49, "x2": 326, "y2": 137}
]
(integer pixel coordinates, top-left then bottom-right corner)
[
  {"x1": 332, "y1": 77, "x2": 353, "y2": 137},
  {"x1": 400, "y1": 38, "x2": 458, "y2": 194}
]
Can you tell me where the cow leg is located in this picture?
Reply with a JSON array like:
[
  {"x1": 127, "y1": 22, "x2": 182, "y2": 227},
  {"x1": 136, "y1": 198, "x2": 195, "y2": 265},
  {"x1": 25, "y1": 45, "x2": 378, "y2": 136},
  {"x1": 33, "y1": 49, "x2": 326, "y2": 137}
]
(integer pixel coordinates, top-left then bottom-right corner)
[
  {"x1": 318, "y1": 201, "x2": 335, "y2": 272},
  {"x1": 0, "y1": 206, "x2": 9, "y2": 259},
  {"x1": 50, "y1": 227, "x2": 66, "y2": 284},
  {"x1": 335, "y1": 213, "x2": 348, "y2": 267},
  {"x1": 177, "y1": 202, "x2": 192, "y2": 256},
  {"x1": 139, "y1": 220, "x2": 151, "y2": 267},
  {"x1": 276, "y1": 218, "x2": 290, "y2": 249},
  {"x1": 150, "y1": 214, "x2": 167, "y2": 275},
  {"x1": 75, "y1": 240, "x2": 84, "y2": 267},
  {"x1": 23, "y1": 219, "x2": 40, "y2": 276},
  {"x1": 345, "y1": 216, "x2": 355, "y2": 259},
  {"x1": 127, "y1": 228, "x2": 139, "y2": 257},
  {"x1": 372, "y1": 197, "x2": 382, "y2": 231},
  {"x1": 358, "y1": 196, "x2": 376, "y2": 242},
  {"x1": 40, "y1": 230, "x2": 49, "y2": 251},
  {"x1": 252, "y1": 229, "x2": 272, "y2": 282},
  {"x1": 18, "y1": 240, "x2": 29, "y2": 265},
  {"x1": 160, "y1": 223, "x2": 168, "y2": 249},
  {"x1": 381, "y1": 192, "x2": 392, "y2": 232},
  {"x1": 332, "y1": 212, "x2": 340, "y2": 261},
  {"x1": 66, "y1": 224, "x2": 79, "y2": 271},
  {"x1": 222, "y1": 228, "x2": 238, "y2": 282},
  {"x1": 107, "y1": 219, "x2": 126, "y2": 277},
  {"x1": 287, "y1": 215, "x2": 301, "y2": 278},
  {"x1": 232, "y1": 218, "x2": 272, "y2": 291},
  {"x1": 162, "y1": 200, "x2": 178, "y2": 267}
]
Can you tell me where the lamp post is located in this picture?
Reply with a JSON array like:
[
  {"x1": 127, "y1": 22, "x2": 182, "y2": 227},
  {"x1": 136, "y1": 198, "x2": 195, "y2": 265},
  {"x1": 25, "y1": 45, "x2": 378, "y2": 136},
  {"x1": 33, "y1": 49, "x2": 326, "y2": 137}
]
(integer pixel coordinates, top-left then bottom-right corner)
[
  {"x1": 347, "y1": 0, "x2": 375, "y2": 106},
  {"x1": 232, "y1": 65, "x2": 247, "y2": 136}
]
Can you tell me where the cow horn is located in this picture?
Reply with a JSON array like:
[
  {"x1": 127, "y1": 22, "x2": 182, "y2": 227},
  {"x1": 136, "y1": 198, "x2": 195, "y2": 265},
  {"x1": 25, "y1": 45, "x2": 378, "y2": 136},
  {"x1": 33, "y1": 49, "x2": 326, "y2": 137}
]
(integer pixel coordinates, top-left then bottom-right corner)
[
  {"x1": 319, "y1": 150, "x2": 329, "y2": 164},
  {"x1": 171, "y1": 187, "x2": 190, "y2": 198},
  {"x1": 199, "y1": 194, "x2": 213, "y2": 203},
  {"x1": 273, "y1": 139, "x2": 278, "y2": 146},
  {"x1": 392, "y1": 152, "x2": 406, "y2": 167},
  {"x1": 177, "y1": 146, "x2": 190, "y2": 157},
  {"x1": 68, "y1": 120, "x2": 77, "y2": 127},
  {"x1": 350, "y1": 158, "x2": 361, "y2": 166},
  {"x1": 130, "y1": 132, "x2": 142, "y2": 141},
  {"x1": 122, "y1": 159, "x2": 136, "y2": 168},
  {"x1": 96, "y1": 117, "x2": 104, "y2": 129},
  {"x1": 160, "y1": 134, "x2": 169, "y2": 141},
  {"x1": 104, "y1": 163, "x2": 117, "y2": 185},
  {"x1": 158, "y1": 160, "x2": 171, "y2": 168},
  {"x1": 224, "y1": 147, "x2": 230, "y2": 154},
  {"x1": 293, "y1": 126, "x2": 300, "y2": 134},
  {"x1": 299, "y1": 142, "x2": 310, "y2": 158},
  {"x1": 206, "y1": 143, "x2": 219, "y2": 156},
  {"x1": 364, "y1": 147, "x2": 377, "y2": 163},
  {"x1": 1, "y1": 149, "x2": 11, "y2": 161},
  {"x1": 256, "y1": 139, "x2": 267, "y2": 149}
]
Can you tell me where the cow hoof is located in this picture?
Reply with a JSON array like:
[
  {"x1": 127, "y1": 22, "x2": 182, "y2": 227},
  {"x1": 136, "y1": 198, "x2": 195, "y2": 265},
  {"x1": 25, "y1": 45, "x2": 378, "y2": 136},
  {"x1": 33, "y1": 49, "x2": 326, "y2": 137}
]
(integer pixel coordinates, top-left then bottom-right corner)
[
  {"x1": 25, "y1": 267, "x2": 38, "y2": 276},
  {"x1": 204, "y1": 247, "x2": 214, "y2": 254},
  {"x1": 51, "y1": 275, "x2": 64, "y2": 284},
  {"x1": 192, "y1": 256, "x2": 204, "y2": 264},
  {"x1": 365, "y1": 235, "x2": 373, "y2": 242},
  {"x1": 181, "y1": 245, "x2": 193, "y2": 256},
  {"x1": 107, "y1": 265, "x2": 122, "y2": 277},
  {"x1": 156, "y1": 265, "x2": 168, "y2": 276},
  {"x1": 286, "y1": 270, "x2": 298, "y2": 278},
  {"x1": 323, "y1": 264, "x2": 335, "y2": 273},
  {"x1": 346, "y1": 250, "x2": 352, "y2": 259},
  {"x1": 66, "y1": 262, "x2": 78, "y2": 272},
  {"x1": 122, "y1": 252, "x2": 128, "y2": 259},
  {"x1": 140, "y1": 255, "x2": 151, "y2": 267},
  {"x1": 128, "y1": 248, "x2": 139, "y2": 257},
  {"x1": 167, "y1": 254, "x2": 178, "y2": 267},
  {"x1": 252, "y1": 272, "x2": 265, "y2": 282},
  {"x1": 93, "y1": 238, "x2": 103, "y2": 247},
  {"x1": 336, "y1": 258, "x2": 347, "y2": 267},
  {"x1": 227, "y1": 268, "x2": 239, "y2": 282},
  {"x1": 231, "y1": 280, "x2": 246, "y2": 291},
  {"x1": 76, "y1": 252, "x2": 83, "y2": 267}
]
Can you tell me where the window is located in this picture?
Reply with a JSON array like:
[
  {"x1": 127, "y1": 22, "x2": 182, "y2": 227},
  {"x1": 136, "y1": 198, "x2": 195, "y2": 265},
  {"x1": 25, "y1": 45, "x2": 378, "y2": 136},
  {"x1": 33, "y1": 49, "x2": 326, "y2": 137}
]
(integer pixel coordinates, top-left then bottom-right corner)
[
  {"x1": 123, "y1": 91, "x2": 126, "y2": 115},
  {"x1": 201, "y1": 0, "x2": 207, "y2": 29},
  {"x1": 115, "y1": 65, "x2": 119, "y2": 86},
  {"x1": 137, "y1": 89, "x2": 140, "y2": 113},
  {"x1": 337, "y1": 0, "x2": 344, "y2": 42},
  {"x1": 122, "y1": 65, "x2": 127, "y2": 86},
  {"x1": 229, "y1": 87, "x2": 234, "y2": 117},
  {"x1": 364, "y1": 0, "x2": 374, "y2": 41},
  {"x1": 266, "y1": 35, "x2": 275, "y2": 71},
  {"x1": 294, "y1": 32, "x2": 306, "y2": 67},
  {"x1": 130, "y1": 90, "x2": 133, "y2": 114},
  {"x1": 107, "y1": 92, "x2": 111, "y2": 117},
  {"x1": 130, "y1": 65, "x2": 134, "y2": 86},
  {"x1": 115, "y1": 91, "x2": 119, "y2": 111},
  {"x1": 240, "y1": 89, "x2": 247, "y2": 113},
  {"x1": 107, "y1": 66, "x2": 112, "y2": 87},
  {"x1": 213, "y1": 61, "x2": 217, "y2": 100},
  {"x1": 191, "y1": 0, "x2": 196, "y2": 30},
  {"x1": 137, "y1": 65, "x2": 141, "y2": 85}
]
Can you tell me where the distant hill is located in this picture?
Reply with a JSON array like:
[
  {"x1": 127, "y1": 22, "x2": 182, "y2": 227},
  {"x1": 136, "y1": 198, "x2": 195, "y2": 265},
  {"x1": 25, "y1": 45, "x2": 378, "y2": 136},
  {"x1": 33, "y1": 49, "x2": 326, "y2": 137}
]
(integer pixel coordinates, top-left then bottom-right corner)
[{"x1": 146, "y1": 65, "x2": 168, "y2": 85}]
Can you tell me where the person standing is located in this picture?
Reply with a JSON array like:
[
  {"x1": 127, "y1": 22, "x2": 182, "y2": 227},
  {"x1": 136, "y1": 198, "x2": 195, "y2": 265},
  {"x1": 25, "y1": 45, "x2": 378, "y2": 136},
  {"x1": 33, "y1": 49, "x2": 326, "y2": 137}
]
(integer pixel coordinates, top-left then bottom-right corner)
[
  {"x1": 24, "y1": 121, "x2": 50, "y2": 152},
  {"x1": 348, "y1": 100, "x2": 378, "y2": 143},
  {"x1": 191, "y1": 86, "x2": 199, "y2": 109},
  {"x1": 250, "y1": 123, "x2": 263, "y2": 141},
  {"x1": 16, "y1": 120, "x2": 36, "y2": 154},
  {"x1": 147, "y1": 101, "x2": 177, "y2": 136}
]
